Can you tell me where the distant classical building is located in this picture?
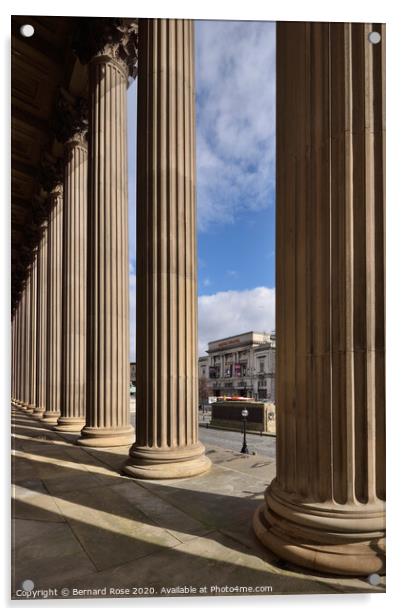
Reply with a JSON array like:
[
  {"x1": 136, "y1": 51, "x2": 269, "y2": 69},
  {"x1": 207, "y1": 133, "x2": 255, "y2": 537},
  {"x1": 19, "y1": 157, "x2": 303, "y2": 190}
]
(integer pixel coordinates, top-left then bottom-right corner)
[{"x1": 198, "y1": 331, "x2": 276, "y2": 402}]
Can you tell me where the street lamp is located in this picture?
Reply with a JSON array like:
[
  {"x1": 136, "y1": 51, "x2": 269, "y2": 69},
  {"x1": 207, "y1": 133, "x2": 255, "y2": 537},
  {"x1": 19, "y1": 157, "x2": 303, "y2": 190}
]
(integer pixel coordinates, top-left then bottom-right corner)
[{"x1": 240, "y1": 408, "x2": 249, "y2": 454}]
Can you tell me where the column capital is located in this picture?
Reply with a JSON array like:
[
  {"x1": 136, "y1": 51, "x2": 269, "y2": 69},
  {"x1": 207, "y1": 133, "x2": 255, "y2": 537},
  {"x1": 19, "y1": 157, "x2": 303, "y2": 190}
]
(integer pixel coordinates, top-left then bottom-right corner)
[
  {"x1": 66, "y1": 130, "x2": 87, "y2": 149},
  {"x1": 51, "y1": 89, "x2": 88, "y2": 146},
  {"x1": 39, "y1": 218, "x2": 48, "y2": 234},
  {"x1": 49, "y1": 183, "x2": 63, "y2": 200},
  {"x1": 38, "y1": 154, "x2": 64, "y2": 195},
  {"x1": 73, "y1": 17, "x2": 138, "y2": 80}
]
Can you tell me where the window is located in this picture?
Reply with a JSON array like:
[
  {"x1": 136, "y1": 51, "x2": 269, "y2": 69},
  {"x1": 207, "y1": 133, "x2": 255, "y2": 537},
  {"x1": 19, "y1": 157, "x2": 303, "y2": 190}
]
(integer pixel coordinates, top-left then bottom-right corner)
[
  {"x1": 209, "y1": 366, "x2": 220, "y2": 378},
  {"x1": 224, "y1": 365, "x2": 233, "y2": 377}
]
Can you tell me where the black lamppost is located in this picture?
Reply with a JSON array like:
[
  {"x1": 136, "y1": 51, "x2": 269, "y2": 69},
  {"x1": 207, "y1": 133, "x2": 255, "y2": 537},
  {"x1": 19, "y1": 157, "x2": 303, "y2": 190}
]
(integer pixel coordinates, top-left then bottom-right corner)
[{"x1": 240, "y1": 408, "x2": 249, "y2": 454}]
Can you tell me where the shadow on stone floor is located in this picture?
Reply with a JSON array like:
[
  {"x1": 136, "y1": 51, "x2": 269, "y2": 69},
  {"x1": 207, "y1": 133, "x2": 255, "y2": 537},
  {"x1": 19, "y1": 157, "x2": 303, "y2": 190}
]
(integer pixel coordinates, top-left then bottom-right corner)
[
  {"x1": 12, "y1": 439, "x2": 268, "y2": 555},
  {"x1": 13, "y1": 500, "x2": 349, "y2": 598},
  {"x1": 11, "y1": 407, "x2": 385, "y2": 597},
  {"x1": 11, "y1": 416, "x2": 130, "y2": 470},
  {"x1": 13, "y1": 489, "x2": 379, "y2": 598}
]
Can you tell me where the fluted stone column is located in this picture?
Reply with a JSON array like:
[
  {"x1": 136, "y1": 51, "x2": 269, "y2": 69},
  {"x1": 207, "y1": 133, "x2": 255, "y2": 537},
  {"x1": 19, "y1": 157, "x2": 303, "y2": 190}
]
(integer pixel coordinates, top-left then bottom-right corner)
[
  {"x1": 124, "y1": 19, "x2": 211, "y2": 479},
  {"x1": 11, "y1": 313, "x2": 15, "y2": 402},
  {"x1": 26, "y1": 255, "x2": 37, "y2": 411},
  {"x1": 14, "y1": 302, "x2": 21, "y2": 405},
  {"x1": 42, "y1": 187, "x2": 63, "y2": 425},
  {"x1": 21, "y1": 277, "x2": 31, "y2": 411},
  {"x1": 12, "y1": 313, "x2": 18, "y2": 403},
  {"x1": 33, "y1": 224, "x2": 48, "y2": 418},
  {"x1": 11, "y1": 314, "x2": 16, "y2": 403},
  {"x1": 55, "y1": 132, "x2": 88, "y2": 432},
  {"x1": 16, "y1": 298, "x2": 24, "y2": 406},
  {"x1": 77, "y1": 38, "x2": 134, "y2": 447},
  {"x1": 253, "y1": 22, "x2": 385, "y2": 576}
]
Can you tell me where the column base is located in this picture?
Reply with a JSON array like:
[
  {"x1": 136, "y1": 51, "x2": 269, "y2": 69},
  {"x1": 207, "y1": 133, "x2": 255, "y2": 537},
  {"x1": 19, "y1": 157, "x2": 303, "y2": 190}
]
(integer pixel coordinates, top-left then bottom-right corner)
[
  {"x1": 32, "y1": 407, "x2": 45, "y2": 418},
  {"x1": 54, "y1": 417, "x2": 86, "y2": 433},
  {"x1": 41, "y1": 411, "x2": 61, "y2": 425},
  {"x1": 123, "y1": 442, "x2": 212, "y2": 480},
  {"x1": 77, "y1": 425, "x2": 134, "y2": 448},
  {"x1": 253, "y1": 480, "x2": 386, "y2": 576}
]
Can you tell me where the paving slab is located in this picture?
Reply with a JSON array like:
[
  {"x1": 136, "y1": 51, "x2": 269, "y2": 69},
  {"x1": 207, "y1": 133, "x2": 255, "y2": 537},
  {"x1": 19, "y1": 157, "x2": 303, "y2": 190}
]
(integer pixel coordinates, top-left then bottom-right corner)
[
  {"x1": 111, "y1": 480, "x2": 211, "y2": 543},
  {"x1": 11, "y1": 457, "x2": 39, "y2": 483},
  {"x1": 217, "y1": 453, "x2": 277, "y2": 481},
  {"x1": 63, "y1": 530, "x2": 337, "y2": 598},
  {"x1": 12, "y1": 478, "x2": 65, "y2": 523},
  {"x1": 81, "y1": 446, "x2": 131, "y2": 471},
  {"x1": 12, "y1": 517, "x2": 96, "y2": 594},
  {"x1": 51, "y1": 484, "x2": 182, "y2": 571},
  {"x1": 133, "y1": 464, "x2": 268, "y2": 531}
]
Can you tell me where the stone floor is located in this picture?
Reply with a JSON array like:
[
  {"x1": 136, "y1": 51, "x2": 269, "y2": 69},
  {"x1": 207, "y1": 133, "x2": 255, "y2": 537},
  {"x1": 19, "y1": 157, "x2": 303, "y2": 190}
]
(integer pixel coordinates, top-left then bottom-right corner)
[{"x1": 11, "y1": 406, "x2": 385, "y2": 601}]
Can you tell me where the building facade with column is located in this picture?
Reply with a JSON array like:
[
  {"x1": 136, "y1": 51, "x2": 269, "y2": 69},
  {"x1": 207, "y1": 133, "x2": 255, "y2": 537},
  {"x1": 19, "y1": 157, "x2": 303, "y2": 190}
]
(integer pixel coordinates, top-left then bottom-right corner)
[
  {"x1": 11, "y1": 17, "x2": 385, "y2": 578},
  {"x1": 198, "y1": 331, "x2": 276, "y2": 402}
]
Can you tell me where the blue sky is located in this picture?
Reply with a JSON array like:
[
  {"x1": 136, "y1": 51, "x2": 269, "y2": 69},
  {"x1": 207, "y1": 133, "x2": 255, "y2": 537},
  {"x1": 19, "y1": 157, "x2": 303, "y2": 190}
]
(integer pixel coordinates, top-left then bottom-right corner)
[{"x1": 127, "y1": 20, "x2": 276, "y2": 359}]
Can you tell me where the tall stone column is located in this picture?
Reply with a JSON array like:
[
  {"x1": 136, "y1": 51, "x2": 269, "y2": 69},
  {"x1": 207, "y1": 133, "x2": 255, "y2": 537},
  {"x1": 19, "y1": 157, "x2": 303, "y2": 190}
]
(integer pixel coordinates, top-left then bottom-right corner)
[
  {"x1": 16, "y1": 298, "x2": 24, "y2": 406},
  {"x1": 13, "y1": 302, "x2": 20, "y2": 405},
  {"x1": 11, "y1": 314, "x2": 15, "y2": 403},
  {"x1": 253, "y1": 23, "x2": 385, "y2": 575},
  {"x1": 124, "y1": 19, "x2": 211, "y2": 479},
  {"x1": 13, "y1": 313, "x2": 18, "y2": 403},
  {"x1": 33, "y1": 224, "x2": 48, "y2": 418},
  {"x1": 21, "y1": 276, "x2": 31, "y2": 411},
  {"x1": 55, "y1": 132, "x2": 88, "y2": 432},
  {"x1": 11, "y1": 313, "x2": 16, "y2": 402},
  {"x1": 19, "y1": 300, "x2": 24, "y2": 405},
  {"x1": 26, "y1": 255, "x2": 37, "y2": 411},
  {"x1": 42, "y1": 187, "x2": 63, "y2": 425},
  {"x1": 76, "y1": 22, "x2": 137, "y2": 447}
]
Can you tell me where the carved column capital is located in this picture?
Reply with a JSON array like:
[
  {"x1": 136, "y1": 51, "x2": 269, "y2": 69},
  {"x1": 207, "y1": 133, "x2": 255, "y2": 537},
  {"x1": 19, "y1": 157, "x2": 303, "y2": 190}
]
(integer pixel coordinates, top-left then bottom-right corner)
[
  {"x1": 65, "y1": 129, "x2": 88, "y2": 151},
  {"x1": 49, "y1": 182, "x2": 63, "y2": 199},
  {"x1": 72, "y1": 17, "x2": 138, "y2": 80},
  {"x1": 37, "y1": 155, "x2": 64, "y2": 195},
  {"x1": 51, "y1": 90, "x2": 88, "y2": 145}
]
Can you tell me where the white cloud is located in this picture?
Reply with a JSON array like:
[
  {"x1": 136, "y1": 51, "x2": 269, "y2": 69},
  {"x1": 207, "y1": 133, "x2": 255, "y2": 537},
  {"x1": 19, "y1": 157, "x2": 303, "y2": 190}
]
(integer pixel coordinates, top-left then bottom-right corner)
[
  {"x1": 129, "y1": 283, "x2": 275, "y2": 359},
  {"x1": 198, "y1": 286, "x2": 275, "y2": 355},
  {"x1": 196, "y1": 20, "x2": 276, "y2": 230}
]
